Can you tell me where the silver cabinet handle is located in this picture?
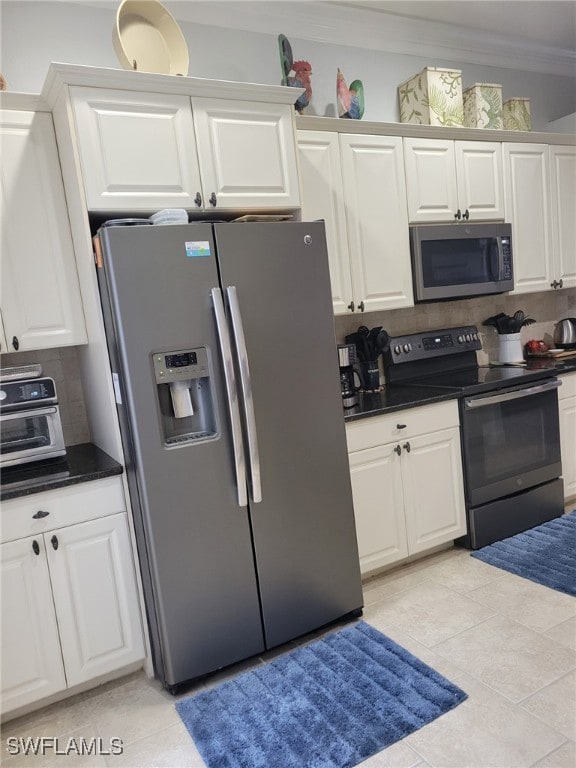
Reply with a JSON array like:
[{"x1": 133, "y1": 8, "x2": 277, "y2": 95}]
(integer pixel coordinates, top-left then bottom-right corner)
[
  {"x1": 465, "y1": 378, "x2": 561, "y2": 409},
  {"x1": 226, "y1": 286, "x2": 262, "y2": 504},
  {"x1": 211, "y1": 288, "x2": 247, "y2": 508}
]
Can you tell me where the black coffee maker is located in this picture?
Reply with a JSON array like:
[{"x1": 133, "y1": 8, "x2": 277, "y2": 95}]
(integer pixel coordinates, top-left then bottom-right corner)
[{"x1": 337, "y1": 344, "x2": 360, "y2": 408}]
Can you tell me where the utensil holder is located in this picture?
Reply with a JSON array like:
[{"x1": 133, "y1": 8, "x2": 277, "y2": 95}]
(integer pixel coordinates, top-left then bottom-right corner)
[
  {"x1": 498, "y1": 333, "x2": 523, "y2": 363},
  {"x1": 359, "y1": 360, "x2": 380, "y2": 391}
]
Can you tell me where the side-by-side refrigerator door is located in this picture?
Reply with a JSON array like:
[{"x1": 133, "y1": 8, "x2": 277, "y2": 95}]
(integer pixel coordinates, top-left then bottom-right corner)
[
  {"x1": 214, "y1": 221, "x2": 363, "y2": 649},
  {"x1": 97, "y1": 223, "x2": 264, "y2": 686}
]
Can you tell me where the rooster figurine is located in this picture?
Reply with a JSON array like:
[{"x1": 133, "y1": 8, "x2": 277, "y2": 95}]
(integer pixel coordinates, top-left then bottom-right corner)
[
  {"x1": 278, "y1": 34, "x2": 313, "y2": 114},
  {"x1": 337, "y1": 68, "x2": 365, "y2": 120}
]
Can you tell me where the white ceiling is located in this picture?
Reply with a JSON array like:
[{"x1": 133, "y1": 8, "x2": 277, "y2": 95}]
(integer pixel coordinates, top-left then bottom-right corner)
[{"x1": 338, "y1": 1, "x2": 576, "y2": 52}]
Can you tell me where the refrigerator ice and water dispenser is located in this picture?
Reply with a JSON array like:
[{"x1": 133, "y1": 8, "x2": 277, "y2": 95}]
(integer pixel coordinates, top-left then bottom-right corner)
[{"x1": 152, "y1": 347, "x2": 216, "y2": 445}]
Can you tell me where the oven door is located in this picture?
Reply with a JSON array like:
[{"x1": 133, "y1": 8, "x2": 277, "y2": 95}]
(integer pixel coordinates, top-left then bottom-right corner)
[
  {"x1": 461, "y1": 378, "x2": 562, "y2": 507},
  {"x1": 0, "y1": 406, "x2": 66, "y2": 466}
]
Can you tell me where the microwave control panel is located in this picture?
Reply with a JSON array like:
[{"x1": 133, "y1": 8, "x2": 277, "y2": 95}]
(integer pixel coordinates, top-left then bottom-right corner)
[{"x1": 0, "y1": 377, "x2": 58, "y2": 410}]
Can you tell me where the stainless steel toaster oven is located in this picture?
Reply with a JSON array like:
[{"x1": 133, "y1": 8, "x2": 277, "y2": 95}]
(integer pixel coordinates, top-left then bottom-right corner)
[{"x1": 0, "y1": 368, "x2": 65, "y2": 467}]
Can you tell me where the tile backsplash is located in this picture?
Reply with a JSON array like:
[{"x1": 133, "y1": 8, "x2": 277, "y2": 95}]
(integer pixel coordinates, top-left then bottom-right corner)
[
  {"x1": 1, "y1": 289, "x2": 573, "y2": 443},
  {"x1": 335, "y1": 288, "x2": 576, "y2": 366},
  {"x1": 0, "y1": 346, "x2": 90, "y2": 446}
]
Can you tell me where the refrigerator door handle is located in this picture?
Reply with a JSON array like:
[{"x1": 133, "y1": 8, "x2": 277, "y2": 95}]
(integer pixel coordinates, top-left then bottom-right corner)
[
  {"x1": 211, "y1": 287, "x2": 248, "y2": 508},
  {"x1": 226, "y1": 286, "x2": 262, "y2": 504}
]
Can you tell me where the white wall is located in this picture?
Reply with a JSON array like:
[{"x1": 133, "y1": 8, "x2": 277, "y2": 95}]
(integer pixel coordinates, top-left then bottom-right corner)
[{"x1": 1, "y1": 1, "x2": 575, "y2": 131}]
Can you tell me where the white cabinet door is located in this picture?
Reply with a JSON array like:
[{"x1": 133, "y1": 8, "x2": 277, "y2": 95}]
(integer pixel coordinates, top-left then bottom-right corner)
[
  {"x1": 297, "y1": 131, "x2": 353, "y2": 314},
  {"x1": 401, "y1": 427, "x2": 466, "y2": 554},
  {"x1": 192, "y1": 98, "x2": 300, "y2": 210},
  {"x1": 404, "y1": 138, "x2": 458, "y2": 222},
  {"x1": 47, "y1": 514, "x2": 144, "y2": 687},
  {"x1": 504, "y1": 144, "x2": 554, "y2": 294},
  {"x1": 455, "y1": 141, "x2": 504, "y2": 220},
  {"x1": 349, "y1": 443, "x2": 408, "y2": 574},
  {"x1": 0, "y1": 110, "x2": 87, "y2": 351},
  {"x1": 549, "y1": 146, "x2": 576, "y2": 290},
  {"x1": 340, "y1": 134, "x2": 413, "y2": 311},
  {"x1": 1, "y1": 536, "x2": 67, "y2": 713},
  {"x1": 71, "y1": 87, "x2": 202, "y2": 211}
]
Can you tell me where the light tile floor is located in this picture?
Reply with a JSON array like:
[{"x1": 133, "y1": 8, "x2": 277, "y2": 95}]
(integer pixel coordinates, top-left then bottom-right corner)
[{"x1": 2, "y1": 546, "x2": 574, "y2": 768}]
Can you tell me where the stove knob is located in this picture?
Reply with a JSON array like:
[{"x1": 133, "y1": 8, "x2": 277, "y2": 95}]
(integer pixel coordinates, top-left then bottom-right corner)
[
  {"x1": 394, "y1": 345, "x2": 401, "y2": 355},
  {"x1": 458, "y1": 335, "x2": 464, "y2": 344},
  {"x1": 472, "y1": 332, "x2": 478, "y2": 341},
  {"x1": 403, "y1": 343, "x2": 411, "y2": 353},
  {"x1": 465, "y1": 333, "x2": 471, "y2": 342}
]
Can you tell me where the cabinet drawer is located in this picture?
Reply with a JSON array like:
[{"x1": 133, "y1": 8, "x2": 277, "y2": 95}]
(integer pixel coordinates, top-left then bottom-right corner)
[
  {"x1": 559, "y1": 372, "x2": 576, "y2": 400},
  {"x1": 346, "y1": 400, "x2": 459, "y2": 453},
  {"x1": 0, "y1": 476, "x2": 125, "y2": 544}
]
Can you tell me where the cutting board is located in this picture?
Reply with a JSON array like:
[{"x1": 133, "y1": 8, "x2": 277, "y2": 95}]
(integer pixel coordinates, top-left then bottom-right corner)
[{"x1": 527, "y1": 349, "x2": 576, "y2": 359}]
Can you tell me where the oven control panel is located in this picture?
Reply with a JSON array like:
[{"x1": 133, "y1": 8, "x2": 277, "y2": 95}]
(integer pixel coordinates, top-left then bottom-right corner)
[{"x1": 385, "y1": 326, "x2": 482, "y2": 365}]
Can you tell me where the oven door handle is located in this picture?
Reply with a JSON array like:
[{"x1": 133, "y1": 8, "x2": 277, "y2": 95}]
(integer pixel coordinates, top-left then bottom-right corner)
[
  {"x1": 1, "y1": 406, "x2": 59, "y2": 420},
  {"x1": 465, "y1": 378, "x2": 561, "y2": 409}
]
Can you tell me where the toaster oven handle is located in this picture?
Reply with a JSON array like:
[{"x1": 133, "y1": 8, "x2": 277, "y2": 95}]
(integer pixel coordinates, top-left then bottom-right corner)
[
  {"x1": 465, "y1": 378, "x2": 561, "y2": 409},
  {"x1": 1, "y1": 406, "x2": 58, "y2": 420}
]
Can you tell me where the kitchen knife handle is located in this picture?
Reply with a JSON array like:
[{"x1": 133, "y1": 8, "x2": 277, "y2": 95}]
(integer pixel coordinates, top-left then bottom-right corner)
[
  {"x1": 211, "y1": 287, "x2": 248, "y2": 508},
  {"x1": 226, "y1": 286, "x2": 262, "y2": 504}
]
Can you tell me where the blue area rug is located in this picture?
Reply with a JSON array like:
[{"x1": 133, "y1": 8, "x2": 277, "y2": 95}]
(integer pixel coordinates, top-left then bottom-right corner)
[
  {"x1": 176, "y1": 620, "x2": 467, "y2": 768},
  {"x1": 472, "y1": 511, "x2": 576, "y2": 596}
]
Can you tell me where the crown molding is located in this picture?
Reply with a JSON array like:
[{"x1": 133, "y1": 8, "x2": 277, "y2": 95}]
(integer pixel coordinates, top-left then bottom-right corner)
[{"x1": 164, "y1": 1, "x2": 575, "y2": 78}]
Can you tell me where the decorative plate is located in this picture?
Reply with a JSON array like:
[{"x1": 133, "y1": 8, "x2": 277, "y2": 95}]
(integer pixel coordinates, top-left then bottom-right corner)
[{"x1": 113, "y1": 0, "x2": 189, "y2": 76}]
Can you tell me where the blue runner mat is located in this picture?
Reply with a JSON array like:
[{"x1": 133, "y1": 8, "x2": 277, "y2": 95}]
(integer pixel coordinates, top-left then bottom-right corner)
[
  {"x1": 176, "y1": 620, "x2": 467, "y2": 768},
  {"x1": 472, "y1": 511, "x2": 576, "y2": 596}
]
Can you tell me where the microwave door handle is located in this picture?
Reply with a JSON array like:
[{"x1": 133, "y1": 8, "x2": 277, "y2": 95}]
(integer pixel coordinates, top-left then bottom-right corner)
[
  {"x1": 211, "y1": 287, "x2": 248, "y2": 508},
  {"x1": 489, "y1": 240, "x2": 502, "y2": 281}
]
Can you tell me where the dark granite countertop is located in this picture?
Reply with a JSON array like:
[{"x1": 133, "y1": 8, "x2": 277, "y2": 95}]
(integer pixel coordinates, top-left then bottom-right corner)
[
  {"x1": 344, "y1": 385, "x2": 459, "y2": 422},
  {"x1": 1, "y1": 443, "x2": 123, "y2": 501},
  {"x1": 344, "y1": 359, "x2": 576, "y2": 423}
]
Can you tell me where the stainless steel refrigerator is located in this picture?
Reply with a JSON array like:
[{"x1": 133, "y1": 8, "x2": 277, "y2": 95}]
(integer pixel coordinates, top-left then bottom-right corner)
[{"x1": 96, "y1": 220, "x2": 363, "y2": 691}]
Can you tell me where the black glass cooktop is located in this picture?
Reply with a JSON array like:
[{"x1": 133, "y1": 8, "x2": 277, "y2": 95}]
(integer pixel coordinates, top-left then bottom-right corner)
[{"x1": 410, "y1": 365, "x2": 557, "y2": 396}]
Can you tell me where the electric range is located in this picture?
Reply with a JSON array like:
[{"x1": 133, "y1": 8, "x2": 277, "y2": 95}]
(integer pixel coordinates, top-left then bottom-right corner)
[{"x1": 383, "y1": 325, "x2": 564, "y2": 549}]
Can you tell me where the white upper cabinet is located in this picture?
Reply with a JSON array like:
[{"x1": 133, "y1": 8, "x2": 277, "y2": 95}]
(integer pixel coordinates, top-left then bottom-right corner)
[
  {"x1": 455, "y1": 141, "x2": 505, "y2": 221},
  {"x1": 71, "y1": 88, "x2": 202, "y2": 211},
  {"x1": 0, "y1": 109, "x2": 87, "y2": 351},
  {"x1": 297, "y1": 131, "x2": 353, "y2": 314},
  {"x1": 191, "y1": 98, "x2": 300, "y2": 210},
  {"x1": 339, "y1": 134, "x2": 413, "y2": 312},
  {"x1": 298, "y1": 131, "x2": 413, "y2": 313},
  {"x1": 504, "y1": 143, "x2": 554, "y2": 294},
  {"x1": 549, "y1": 145, "x2": 576, "y2": 290},
  {"x1": 70, "y1": 87, "x2": 300, "y2": 212},
  {"x1": 404, "y1": 138, "x2": 504, "y2": 222}
]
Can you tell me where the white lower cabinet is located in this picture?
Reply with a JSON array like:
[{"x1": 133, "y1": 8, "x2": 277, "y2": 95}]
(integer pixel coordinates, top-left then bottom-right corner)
[
  {"x1": 346, "y1": 401, "x2": 466, "y2": 575},
  {"x1": 0, "y1": 479, "x2": 145, "y2": 715},
  {"x1": 1, "y1": 536, "x2": 68, "y2": 710},
  {"x1": 559, "y1": 372, "x2": 576, "y2": 501}
]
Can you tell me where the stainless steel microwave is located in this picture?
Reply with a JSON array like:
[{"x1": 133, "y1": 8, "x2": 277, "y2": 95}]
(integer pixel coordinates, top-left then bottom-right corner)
[{"x1": 409, "y1": 222, "x2": 513, "y2": 302}]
